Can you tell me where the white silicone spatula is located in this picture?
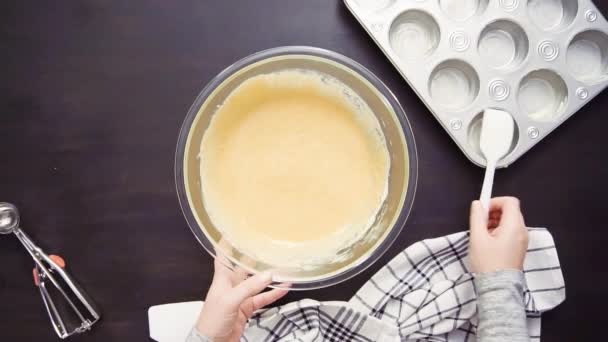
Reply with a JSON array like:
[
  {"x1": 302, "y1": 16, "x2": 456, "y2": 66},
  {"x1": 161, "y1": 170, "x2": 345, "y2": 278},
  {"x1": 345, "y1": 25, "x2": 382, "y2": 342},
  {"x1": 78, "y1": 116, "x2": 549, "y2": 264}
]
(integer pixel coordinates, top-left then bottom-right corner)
[
  {"x1": 479, "y1": 109, "x2": 514, "y2": 216},
  {"x1": 149, "y1": 301, "x2": 203, "y2": 342}
]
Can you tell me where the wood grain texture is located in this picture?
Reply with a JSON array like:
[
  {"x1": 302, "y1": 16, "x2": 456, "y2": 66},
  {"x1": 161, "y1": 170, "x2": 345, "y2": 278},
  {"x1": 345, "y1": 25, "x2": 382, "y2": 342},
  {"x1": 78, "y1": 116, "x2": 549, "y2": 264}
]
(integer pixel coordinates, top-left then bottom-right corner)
[{"x1": 1, "y1": 0, "x2": 607, "y2": 340}]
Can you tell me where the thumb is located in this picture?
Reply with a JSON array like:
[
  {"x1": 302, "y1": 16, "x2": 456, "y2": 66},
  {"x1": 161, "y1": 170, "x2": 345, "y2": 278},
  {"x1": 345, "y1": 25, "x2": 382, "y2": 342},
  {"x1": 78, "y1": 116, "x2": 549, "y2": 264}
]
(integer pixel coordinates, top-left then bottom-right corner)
[
  {"x1": 231, "y1": 272, "x2": 273, "y2": 305},
  {"x1": 469, "y1": 201, "x2": 488, "y2": 238}
]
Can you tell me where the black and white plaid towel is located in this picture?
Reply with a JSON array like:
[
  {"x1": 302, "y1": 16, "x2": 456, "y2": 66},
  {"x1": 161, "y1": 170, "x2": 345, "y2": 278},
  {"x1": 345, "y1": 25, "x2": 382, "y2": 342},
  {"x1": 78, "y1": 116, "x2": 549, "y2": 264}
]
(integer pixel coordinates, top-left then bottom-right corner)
[{"x1": 243, "y1": 228, "x2": 565, "y2": 341}]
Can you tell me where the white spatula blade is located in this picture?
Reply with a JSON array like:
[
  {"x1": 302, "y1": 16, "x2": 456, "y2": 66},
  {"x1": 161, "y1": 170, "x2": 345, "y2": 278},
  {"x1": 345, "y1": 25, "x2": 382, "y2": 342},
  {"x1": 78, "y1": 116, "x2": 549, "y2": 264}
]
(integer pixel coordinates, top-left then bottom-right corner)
[{"x1": 479, "y1": 109, "x2": 515, "y2": 162}]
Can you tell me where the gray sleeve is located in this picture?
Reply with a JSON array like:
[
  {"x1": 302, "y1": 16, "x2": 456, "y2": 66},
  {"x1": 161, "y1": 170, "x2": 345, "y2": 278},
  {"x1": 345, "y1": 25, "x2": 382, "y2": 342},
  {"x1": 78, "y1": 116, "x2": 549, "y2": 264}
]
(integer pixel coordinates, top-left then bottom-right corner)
[
  {"x1": 474, "y1": 270, "x2": 529, "y2": 342},
  {"x1": 185, "y1": 328, "x2": 212, "y2": 342}
]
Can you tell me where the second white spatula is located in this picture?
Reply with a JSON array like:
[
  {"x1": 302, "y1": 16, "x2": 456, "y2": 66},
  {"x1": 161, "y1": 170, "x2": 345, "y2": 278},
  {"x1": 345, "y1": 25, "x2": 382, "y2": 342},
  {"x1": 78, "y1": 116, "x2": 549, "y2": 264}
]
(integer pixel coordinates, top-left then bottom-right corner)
[{"x1": 479, "y1": 109, "x2": 515, "y2": 216}]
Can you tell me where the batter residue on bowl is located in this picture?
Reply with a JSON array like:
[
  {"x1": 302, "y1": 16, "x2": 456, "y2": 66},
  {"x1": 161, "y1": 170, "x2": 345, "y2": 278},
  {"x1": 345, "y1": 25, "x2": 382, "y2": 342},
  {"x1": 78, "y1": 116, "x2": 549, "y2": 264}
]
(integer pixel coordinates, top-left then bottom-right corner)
[{"x1": 199, "y1": 69, "x2": 390, "y2": 269}]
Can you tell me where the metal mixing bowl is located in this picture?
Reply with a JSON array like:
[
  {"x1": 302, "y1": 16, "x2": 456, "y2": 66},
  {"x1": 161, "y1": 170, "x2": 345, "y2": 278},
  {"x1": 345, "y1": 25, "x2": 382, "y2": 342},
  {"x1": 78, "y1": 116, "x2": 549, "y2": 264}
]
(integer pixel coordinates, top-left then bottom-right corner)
[{"x1": 175, "y1": 46, "x2": 418, "y2": 290}]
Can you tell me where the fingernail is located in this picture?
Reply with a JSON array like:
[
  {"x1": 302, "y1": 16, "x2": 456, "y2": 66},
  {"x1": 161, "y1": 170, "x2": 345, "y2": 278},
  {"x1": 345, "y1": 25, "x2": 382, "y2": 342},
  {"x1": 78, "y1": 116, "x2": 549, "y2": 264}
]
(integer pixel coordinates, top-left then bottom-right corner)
[{"x1": 260, "y1": 271, "x2": 272, "y2": 282}]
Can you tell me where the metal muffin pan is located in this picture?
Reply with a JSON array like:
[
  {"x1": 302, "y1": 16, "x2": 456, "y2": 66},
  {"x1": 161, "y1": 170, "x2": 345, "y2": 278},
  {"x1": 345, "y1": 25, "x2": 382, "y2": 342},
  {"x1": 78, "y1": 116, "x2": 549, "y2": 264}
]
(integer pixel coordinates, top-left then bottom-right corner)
[{"x1": 345, "y1": 0, "x2": 608, "y2": 167}]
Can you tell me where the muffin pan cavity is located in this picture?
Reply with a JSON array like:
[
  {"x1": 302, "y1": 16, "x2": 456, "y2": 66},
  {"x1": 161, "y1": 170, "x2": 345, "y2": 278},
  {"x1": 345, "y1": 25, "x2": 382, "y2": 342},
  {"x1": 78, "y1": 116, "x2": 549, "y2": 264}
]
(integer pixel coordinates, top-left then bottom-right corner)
[
  {"x1": 389, "y1": 11, "x2": 440, "y2": 60},
  {"x1": 567, "y1": 30, "x2": 608, "y2": 83},
  {"x1": 527, "y1": 0, "x2": 578, "y2": 32},
  {"x1": 429, "y1": 60, "x2": 480, "y2": 110},
  {"x1": 479, "y1": 20, "x2": 529, "y2": 70}
]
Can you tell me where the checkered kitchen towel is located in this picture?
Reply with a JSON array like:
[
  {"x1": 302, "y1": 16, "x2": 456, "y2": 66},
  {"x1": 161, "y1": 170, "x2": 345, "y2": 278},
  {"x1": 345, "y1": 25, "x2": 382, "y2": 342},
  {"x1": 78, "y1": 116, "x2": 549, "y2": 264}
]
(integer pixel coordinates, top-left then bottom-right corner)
[{"x1": 243, "y1": 228, "x2": 565, "y2": 341}]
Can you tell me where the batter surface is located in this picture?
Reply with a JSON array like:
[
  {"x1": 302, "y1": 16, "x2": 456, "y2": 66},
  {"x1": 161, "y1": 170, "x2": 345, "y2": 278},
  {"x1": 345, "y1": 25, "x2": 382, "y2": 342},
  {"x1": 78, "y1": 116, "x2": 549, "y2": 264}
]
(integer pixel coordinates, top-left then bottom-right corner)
[{"x1": 200, "y1": 70, "x2": 390, "y2": 268}]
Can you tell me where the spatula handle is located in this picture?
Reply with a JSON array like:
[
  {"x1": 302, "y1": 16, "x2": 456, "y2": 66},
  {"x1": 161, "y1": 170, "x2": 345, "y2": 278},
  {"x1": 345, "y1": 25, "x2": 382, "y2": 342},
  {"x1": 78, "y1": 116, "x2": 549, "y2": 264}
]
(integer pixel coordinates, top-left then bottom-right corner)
[{"x1": 480, "y1": 159, "x2": 496, "y2": 218}]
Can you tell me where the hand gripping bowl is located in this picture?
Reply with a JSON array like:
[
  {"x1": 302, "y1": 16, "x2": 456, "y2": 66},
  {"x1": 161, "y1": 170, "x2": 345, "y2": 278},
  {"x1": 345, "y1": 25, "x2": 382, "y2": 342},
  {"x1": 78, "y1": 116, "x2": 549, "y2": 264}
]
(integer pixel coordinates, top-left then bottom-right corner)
[{"x1": 175, "y1": 46, "x2": 418, "y2": 290}]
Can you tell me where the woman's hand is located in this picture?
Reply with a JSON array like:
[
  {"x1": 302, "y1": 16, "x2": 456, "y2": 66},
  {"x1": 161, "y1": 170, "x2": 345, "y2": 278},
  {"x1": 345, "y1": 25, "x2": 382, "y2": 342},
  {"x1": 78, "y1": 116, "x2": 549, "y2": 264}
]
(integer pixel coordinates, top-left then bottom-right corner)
[
  {"x1": 195, "y1": 256, "x2": 289, "y2": 342},
  {"x1": 469, "y1": 197, "x2": 529, "y2": 273}
]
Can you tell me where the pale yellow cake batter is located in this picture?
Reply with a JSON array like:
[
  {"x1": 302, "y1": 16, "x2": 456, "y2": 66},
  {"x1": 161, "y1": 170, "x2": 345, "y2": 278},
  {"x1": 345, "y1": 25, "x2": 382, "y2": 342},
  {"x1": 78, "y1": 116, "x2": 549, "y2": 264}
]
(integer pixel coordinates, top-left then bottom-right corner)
[{"x1": 200, "y1": 70, "x2": 390, "y2": 268}]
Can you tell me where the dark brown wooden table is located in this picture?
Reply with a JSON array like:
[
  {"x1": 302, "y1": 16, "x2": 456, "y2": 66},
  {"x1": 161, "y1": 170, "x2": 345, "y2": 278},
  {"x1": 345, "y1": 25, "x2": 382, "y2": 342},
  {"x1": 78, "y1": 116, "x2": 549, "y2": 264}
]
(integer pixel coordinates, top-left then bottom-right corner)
[{"x1": 1, "y1": 1, "x2": 607, "y2": 340}]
